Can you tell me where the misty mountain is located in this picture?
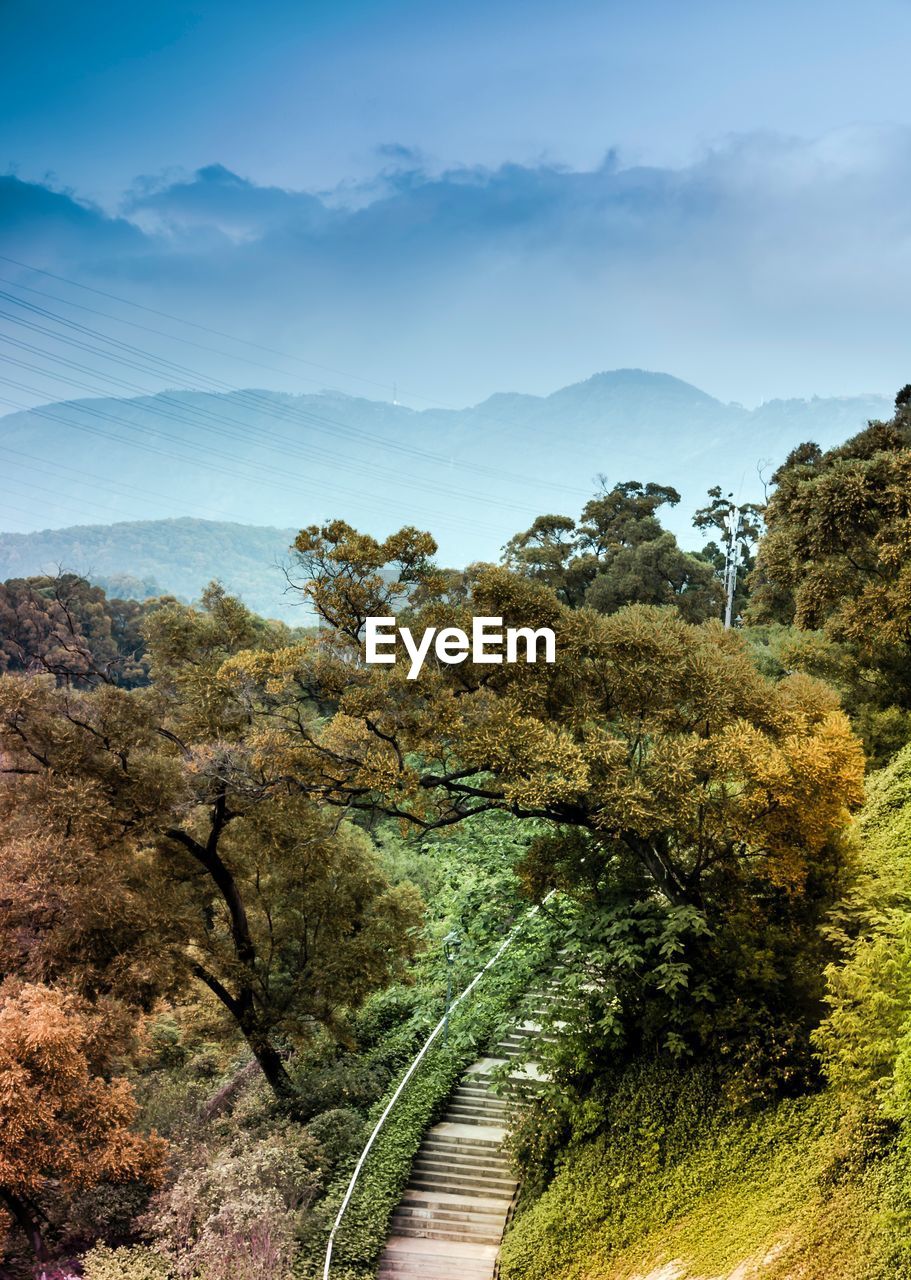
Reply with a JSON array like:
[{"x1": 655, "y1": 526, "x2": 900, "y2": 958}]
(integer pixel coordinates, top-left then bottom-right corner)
[
  {"x1": 0, "y1": 518, "x2": 305, "y2": 622},
  {"x1": 0, "y1": 370, "x2": 891, "y2": 573}
]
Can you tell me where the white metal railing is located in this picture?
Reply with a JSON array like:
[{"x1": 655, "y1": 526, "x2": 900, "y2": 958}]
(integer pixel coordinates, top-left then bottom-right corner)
[{"x1": 322, "y1": 888, "x2": 556, "y2": 1280}]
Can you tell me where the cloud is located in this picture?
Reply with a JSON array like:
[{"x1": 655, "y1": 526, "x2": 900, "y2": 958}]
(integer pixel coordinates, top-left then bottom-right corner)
[
  {"x1": 122, "y1": 163, "x2": 331, "y2": 242},
  {"x1": 0, "y1": 173, "x2": 145, "y2": 258},
  {"x1": 3, "y1": 128, "x2": 911, "y2": 404}
]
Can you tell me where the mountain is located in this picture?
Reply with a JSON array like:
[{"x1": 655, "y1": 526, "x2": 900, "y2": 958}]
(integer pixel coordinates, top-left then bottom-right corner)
[
  {"x1": 0, "y1": 518, "x2": 305, "y2": 621},
  {"x1": 0, "y1": 371, "x2": 891, "y2": 575}
]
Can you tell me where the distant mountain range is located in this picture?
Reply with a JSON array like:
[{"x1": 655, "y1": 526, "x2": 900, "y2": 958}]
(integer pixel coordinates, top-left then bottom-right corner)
[{"x1": 0, "y1": 370, "x2": 892, "y2": 611}]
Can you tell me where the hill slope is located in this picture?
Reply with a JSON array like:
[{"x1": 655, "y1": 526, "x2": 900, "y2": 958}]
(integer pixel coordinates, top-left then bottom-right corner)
[{"x1": 0, "y1": 518, "x2": 303, "y2": 621}]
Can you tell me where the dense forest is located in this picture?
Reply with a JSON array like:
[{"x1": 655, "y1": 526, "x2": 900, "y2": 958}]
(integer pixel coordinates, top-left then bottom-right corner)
[
  {"x1": 1, "y1": 389, "x2": 911, "y2": 1280},
  {"x1": 0, "y1": 519, "x2": 301, "y2": 622}
]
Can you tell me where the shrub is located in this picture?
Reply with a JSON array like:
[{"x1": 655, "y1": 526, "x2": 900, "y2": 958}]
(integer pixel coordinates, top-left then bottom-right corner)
[
  {"x1": 82, "y1": 1244, "x2": 172, "y2": 1280},
  {"x1": 144, "y1": 1125, "x2": 323, "y2": 1280}
]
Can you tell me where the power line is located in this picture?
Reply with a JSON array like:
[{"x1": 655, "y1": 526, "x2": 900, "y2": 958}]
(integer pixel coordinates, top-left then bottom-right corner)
[
  {"x1": 0, "y1": 443, "x2": 255, "y2": 525},
  {"x1": 0, "y1": 251, "x2": 586, "y2": 456},
  {"x1": 0, "y1": 284, "x2": 588, "y2": 496},
  {"x1": 0, "y1": 385, "x2": 510, "y2": 539},
  {"x1": 0, "y1": 310, "x2": 574, "y2": 515}
]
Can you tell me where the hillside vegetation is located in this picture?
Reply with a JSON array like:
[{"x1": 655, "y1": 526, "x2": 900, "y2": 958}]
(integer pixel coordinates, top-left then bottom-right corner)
[
  {"x1": 0, "y1": 517, "x2": 303, "y2": 620},
  {"x1": 1, "y1": 388, "x2": 911, "y2": 1279}
]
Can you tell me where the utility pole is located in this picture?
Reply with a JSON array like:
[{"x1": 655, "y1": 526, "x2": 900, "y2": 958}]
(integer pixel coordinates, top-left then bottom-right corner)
[
  {"x1": 723, "y1": 505, "x2": 744, "y2": 630},
  {"x1": 694, "y1": 487, "x2": 763, "y2": 631}
]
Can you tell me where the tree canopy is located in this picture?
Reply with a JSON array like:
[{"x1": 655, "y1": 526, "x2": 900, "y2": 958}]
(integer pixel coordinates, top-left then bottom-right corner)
[
  {"x1": 750, "y1": 396, "x2": 911, "y2": 703},
  {"x1": 503, "y1": 481, "x2": 723, "y2": 621},
  {"x1": 0, "y1": 583, "x2": 423, "y2": 1104}
]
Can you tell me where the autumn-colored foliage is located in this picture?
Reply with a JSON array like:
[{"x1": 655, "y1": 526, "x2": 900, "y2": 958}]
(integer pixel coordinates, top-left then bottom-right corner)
[
  {"x1": 0, "y1": 584, "x2": 423, "y2": 1104},
  {"x1": 231, "y1": 532, "x2": 865, "y2": 915},
  {"x1": 0, "y1": 983, "x2": 166, "y2": 1262}
]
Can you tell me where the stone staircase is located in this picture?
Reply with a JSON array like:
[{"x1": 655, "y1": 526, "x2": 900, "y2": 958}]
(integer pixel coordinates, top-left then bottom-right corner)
[{"x1": 375, "y1": 979, "x2": 565, "y2": 1280}]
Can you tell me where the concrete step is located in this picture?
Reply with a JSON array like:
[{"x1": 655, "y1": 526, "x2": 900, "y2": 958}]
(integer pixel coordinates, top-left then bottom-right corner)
[
  {"x1": 378, "y1": 1246, "x2": 496, "y2": 1278},
  {"x1": 412, "y1": 1154, "x2": 511, "y2": 1178},
  {"x1": 408, "y1": 1172, "x2": 516, "y2": 1196},
  {"x1": 429, "y1": 1124, "x2": 502, "y2": 1147},
  {"x1": 420, "y1": 1141, "x2": 511, "y2": 1164},
  {"x1": 410, "y1": 1159, "x2": 516, "y2": 1187},
  {"x1": 444, "y1": 1103, "x2": 509, "y2": 1120},
  {"x1": 395, "y1": 1203, "x2": 507, "y2": 1226},
  {"x1": 420, "y1": 1141, "x2": 504, "y2": 1161},
  {"x1": 400, "y1": 1188, "x2": 514, "y2": 1213},
  {"x1": 389, "y1": 1223, "x2": 504, "y2": 1245},
  {"x1": 446, "y1": 1096, "x2": 509, "y2": 1113},
  {"x1": 414, "y1": 1146, "x2": 511, "y2": 1167},
  {"x1": 443, "y1": 1111, "x2": 507, "y2": 1127},
  {"x1": 378, "y1": 1262, "x2": 493, "y2": 1280}
]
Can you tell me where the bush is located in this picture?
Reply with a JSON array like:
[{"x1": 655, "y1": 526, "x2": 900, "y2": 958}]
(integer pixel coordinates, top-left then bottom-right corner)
[
  {"x1": 82, "y1": 1245, "x2": 172, "y2": 1280},
  {"x1": 498, "y1": 1064, "x2": 891, "y2": 1280},
  {"x1": 144, "y1": 1125, "x2": 324, "y2": 1280}
]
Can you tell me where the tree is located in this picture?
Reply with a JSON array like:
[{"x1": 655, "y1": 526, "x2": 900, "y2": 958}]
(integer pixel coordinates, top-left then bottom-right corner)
[
  {"x1": 503, "y1": 481, "x2": 723, "y2": 621},
  {"x1": 0, "y1": 983, "x2": 166, "y2": 1264},
  {"x1": 220, "y1": 528, "x2": 865, "y2": 1065},
  {"x1": 692, "y1": 487, "x2": 763, "y2": 624},
  {"x1": 0, "y1": 585, "x2": 423, "y2": 1104},
  {"x1": 749, "y1": 394, "x2": 911, "y2": 706},
  {"x1": 0, "y1": 574, "x2": 156, "y2": 688}
]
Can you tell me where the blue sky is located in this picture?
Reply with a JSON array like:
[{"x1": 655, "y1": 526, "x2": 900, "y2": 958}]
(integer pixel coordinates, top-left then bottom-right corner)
[{"x1": 2, "y1": 0, "x2": 911, "y2": 406}]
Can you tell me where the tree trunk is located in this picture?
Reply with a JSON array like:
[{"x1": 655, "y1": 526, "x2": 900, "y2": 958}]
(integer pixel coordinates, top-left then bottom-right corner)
[
  {"x1": 1, "y1": 1190, "x2": 49, "y2": 1264},
  {"x1": 191, "y1": 961, "x2": 297, "y2": 1105},
  {"x1": 241, "y1": 1020, "x2": 297, "y2": 1104}
]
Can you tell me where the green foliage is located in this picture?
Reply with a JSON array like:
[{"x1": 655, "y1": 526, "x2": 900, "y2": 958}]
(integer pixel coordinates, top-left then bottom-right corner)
[
  {"x1": 82, "y1": 1244, "x2": 173, "y2": 1280},
  {"x1": 742, "y1": 622, "x2": 911, "y2": 768},
  {"x1": 499, "y1": 1061, "x2": 900, "y2": 1280},
  {"x1": 816, "y1": 744, "x2": 911, "y2": 1113},
  {"x1": 519, "y1": 810, "x2": 858, "y2": 1105},
  {"x1": 503, "y1": 480, "x2": 723, "y2": 620},
  {"x1": 749, "y1": 399, "x2": 911, "y2": 760}
]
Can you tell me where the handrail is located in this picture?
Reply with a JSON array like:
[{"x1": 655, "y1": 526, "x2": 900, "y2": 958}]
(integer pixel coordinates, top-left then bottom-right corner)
[{"x1": 322, "y1": 888, "x2": 556, "y2": 1280}]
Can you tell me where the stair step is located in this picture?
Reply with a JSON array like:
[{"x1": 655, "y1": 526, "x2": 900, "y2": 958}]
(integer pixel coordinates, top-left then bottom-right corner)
[
  {"x1": 414, "y1": 1148, "x2": 509, "y2": 1165},
  {"x1": 401, "y1": 1189, "x2": 514, "y2": 1213},
  {"x1": 394, "y1": 1204, "x2": 507, "y2": 1226},
  {"x1": 378, "y1": 1259, "x2": 494, "y2": 1279},
  {"x1": 413, "y1": 1158, "x2": 511, "y2": 1178},
  {"x1": 409, "y1": 1167, "x2": 516, "y2": 1182},
  {"x1": 409, "y1": 1174, "x2": 516, "y2": 1195},
  {"x1": 390, "y1": 1223, "x2": 504, "y2": 1244},
  {"x1": 445, "y1": 1105, "x2": 509, "y2": 1120},
  {"x1": 378, "y1": 1264, "x2": 493, "y2": 1279}
]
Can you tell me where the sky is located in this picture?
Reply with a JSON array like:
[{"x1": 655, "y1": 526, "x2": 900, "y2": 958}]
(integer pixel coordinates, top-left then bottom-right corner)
[{"x1": 2, "y1": 0, "x2": 911, "y2": 410}]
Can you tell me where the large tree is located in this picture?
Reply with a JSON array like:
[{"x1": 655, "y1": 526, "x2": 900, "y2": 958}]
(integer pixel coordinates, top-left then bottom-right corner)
[
  {"x1": 220, "y1": 524, "x2": 865, "y2": 1066},
  {"x1": 0, "y1": 584, "x2": 422, "y2": 1103},
  {"x1": 503, "y1": 481, "x2": 722, "y2": 620},
  {"x1": 749, "y1": 393, "x2": 911, "y2": 704}
]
